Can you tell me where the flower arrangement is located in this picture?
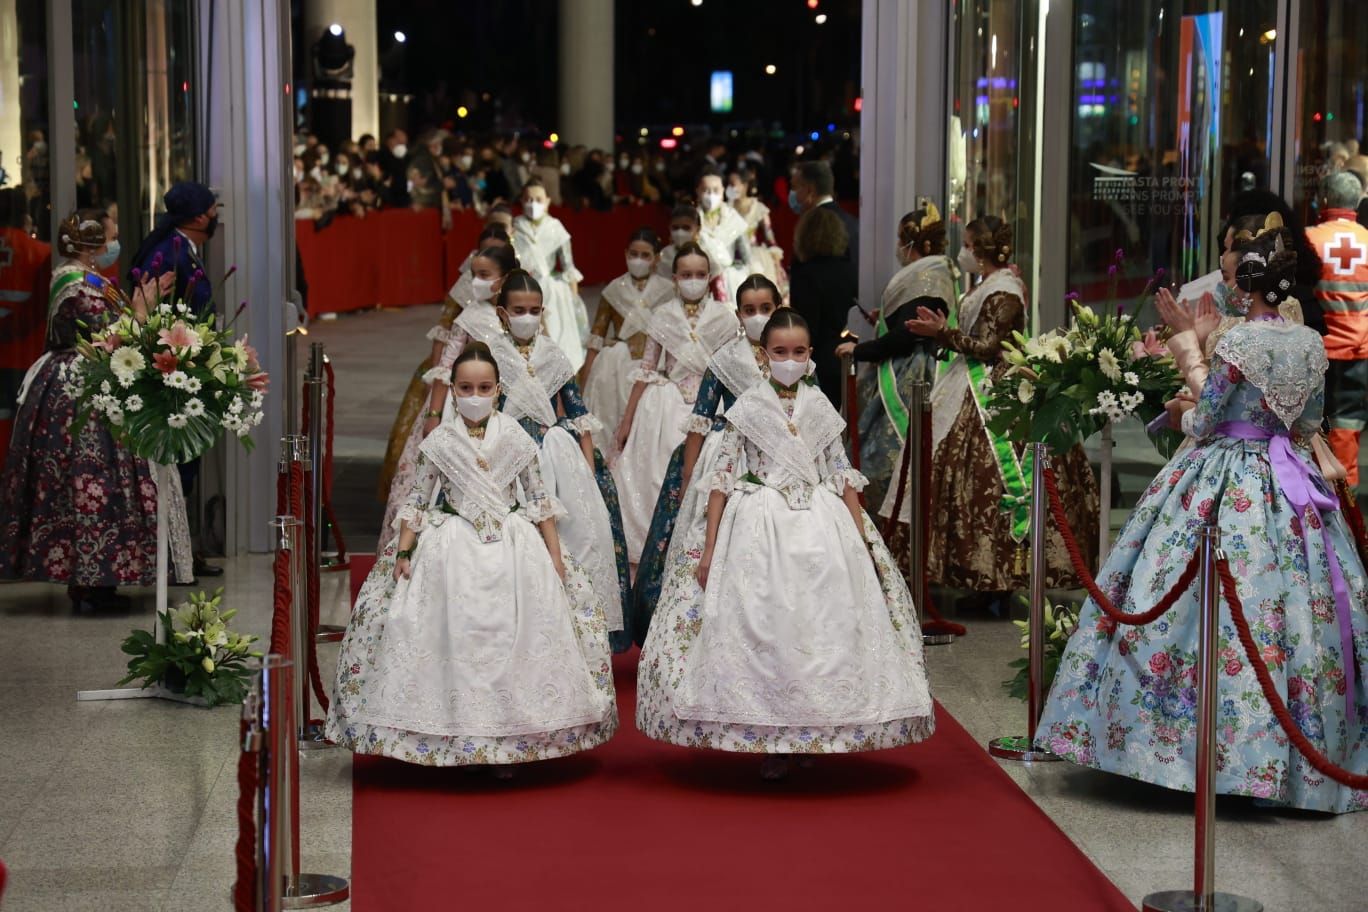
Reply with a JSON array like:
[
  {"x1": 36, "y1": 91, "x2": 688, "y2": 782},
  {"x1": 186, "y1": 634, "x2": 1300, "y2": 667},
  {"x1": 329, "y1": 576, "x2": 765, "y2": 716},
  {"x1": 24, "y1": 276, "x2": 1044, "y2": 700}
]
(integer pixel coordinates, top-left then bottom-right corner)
[
  {"x1": 984, "y1": 252, "x2": 1183, "y2": 455},
  {"x1": 118, "y1": 589, "x2": 261, "y2": 706},
  {"x1": 1003, "y1": 602, "x2": 1079, "y2": 701},
  {"x1": 68, "y1": 261, "x2": 267, "y2": 466}
]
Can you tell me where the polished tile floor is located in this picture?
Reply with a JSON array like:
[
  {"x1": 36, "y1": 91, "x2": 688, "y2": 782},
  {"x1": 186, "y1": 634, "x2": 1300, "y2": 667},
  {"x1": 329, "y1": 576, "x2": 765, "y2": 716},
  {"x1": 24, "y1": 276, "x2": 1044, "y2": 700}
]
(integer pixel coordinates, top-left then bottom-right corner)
[{"x1": 2, "y1": 298, "x2": 1365, "y2": 911}]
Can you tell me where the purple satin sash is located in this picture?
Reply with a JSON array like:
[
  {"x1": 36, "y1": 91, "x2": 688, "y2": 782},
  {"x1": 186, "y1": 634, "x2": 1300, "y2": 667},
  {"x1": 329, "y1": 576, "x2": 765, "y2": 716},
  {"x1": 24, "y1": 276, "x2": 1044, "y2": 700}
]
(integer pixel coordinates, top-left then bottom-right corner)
[{"x1": 1216, "y1": 421, "x2": 1357, "y2": 719}]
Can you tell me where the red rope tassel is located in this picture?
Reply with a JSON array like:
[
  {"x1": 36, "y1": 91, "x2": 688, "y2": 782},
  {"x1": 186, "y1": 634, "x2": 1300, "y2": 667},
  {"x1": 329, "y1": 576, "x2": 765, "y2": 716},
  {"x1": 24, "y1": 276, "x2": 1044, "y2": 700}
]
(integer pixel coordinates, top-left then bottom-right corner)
[{"x1": 1218, "y1": 559, "x2": 1368, "y2": 790}]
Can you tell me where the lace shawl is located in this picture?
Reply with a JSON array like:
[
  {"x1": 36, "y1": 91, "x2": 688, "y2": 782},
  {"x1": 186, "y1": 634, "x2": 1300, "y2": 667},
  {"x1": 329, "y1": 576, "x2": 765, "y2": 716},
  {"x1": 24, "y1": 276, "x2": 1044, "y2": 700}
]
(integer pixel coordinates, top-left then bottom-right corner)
[{"x1": 1213, "y1": 321, "x2": 1328, "y2": 429}]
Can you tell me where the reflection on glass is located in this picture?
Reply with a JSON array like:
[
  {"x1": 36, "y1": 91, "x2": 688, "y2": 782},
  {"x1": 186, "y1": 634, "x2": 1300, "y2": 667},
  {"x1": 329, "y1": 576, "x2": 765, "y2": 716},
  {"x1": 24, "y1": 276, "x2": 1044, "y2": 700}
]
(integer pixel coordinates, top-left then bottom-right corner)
[
  {"x1": 1066, "y1": 0, "x2": 1276, "y2": 319},
  {"x1": 1292, "y1": 1, "x2": 1368, "y2": 224},
  {"x1": 4, "y1": 0, "x2": 52, "y2": 240}
]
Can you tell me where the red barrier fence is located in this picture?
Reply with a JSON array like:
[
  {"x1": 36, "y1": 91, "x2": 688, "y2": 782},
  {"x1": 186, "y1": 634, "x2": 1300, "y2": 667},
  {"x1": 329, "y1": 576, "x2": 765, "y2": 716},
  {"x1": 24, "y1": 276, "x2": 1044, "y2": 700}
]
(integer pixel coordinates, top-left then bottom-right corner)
[{"x1": 296, "y1": 202, "x2": 809, "y2": 318}]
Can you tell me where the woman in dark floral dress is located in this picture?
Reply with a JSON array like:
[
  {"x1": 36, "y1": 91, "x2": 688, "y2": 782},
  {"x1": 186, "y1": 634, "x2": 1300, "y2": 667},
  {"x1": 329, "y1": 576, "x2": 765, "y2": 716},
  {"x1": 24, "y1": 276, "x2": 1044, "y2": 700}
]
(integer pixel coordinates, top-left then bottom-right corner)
[
  {"x1": 896, "y1": 216, "x2": 1098, "y2": 596},
  {"x1": 0, "y1": 210, "x2": 159, "y2": 611}
]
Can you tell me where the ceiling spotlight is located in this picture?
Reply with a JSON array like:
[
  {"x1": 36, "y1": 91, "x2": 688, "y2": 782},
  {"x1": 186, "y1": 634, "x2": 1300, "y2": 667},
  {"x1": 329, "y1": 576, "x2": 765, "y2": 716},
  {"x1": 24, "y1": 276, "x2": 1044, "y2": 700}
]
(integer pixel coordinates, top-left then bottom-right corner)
[
  {"x1": 328, "y1": 23, "x2": 343, "y2": 36},
  {"x1": 457, "y1": 105, "x2": 469, "y2": 118},
  {"x1": 815, "y1": 13, "x2": 827, "y2": 24},
  {"x1": 690, "y1": 0, "x2": 703, "y2": 6},
  {"x1": 394, "y1": 31, "x2": 406, "y2": 43},
  {"x1": 765, "y1": 64, "x2": 777, "y2": 75}
]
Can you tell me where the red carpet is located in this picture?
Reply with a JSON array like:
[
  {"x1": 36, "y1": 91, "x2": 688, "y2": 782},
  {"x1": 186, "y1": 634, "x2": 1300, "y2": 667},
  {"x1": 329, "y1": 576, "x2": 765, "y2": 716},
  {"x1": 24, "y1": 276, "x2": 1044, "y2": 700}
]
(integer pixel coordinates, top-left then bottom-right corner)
[{"x1": 350, "y1": 648, "x2": 1133, "y2": 910}]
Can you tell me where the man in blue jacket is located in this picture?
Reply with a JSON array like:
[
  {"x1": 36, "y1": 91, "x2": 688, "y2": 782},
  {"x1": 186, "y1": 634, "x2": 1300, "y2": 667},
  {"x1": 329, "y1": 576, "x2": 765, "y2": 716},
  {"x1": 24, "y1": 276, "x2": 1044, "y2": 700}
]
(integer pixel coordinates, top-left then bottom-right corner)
[
  {"x1": 129, "y1": 181, "x2": 219, "y2": 318},
  {"x1": 128, "y1": 181, "x2": 223, "y2": 579}
]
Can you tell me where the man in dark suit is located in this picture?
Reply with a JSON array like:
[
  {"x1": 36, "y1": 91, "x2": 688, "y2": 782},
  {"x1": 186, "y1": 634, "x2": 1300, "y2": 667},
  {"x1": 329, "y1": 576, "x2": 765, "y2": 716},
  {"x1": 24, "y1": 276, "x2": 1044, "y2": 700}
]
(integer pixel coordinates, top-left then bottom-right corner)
[
  {"x1": 129, "y1": 181, "x2": 219, "y2": 318},
  {"x1": 790, "y1": 160, "x2": 859, "y2": 267},
  {"x1": 128, "y1": 181, "x2": 223, "y2": 579}
]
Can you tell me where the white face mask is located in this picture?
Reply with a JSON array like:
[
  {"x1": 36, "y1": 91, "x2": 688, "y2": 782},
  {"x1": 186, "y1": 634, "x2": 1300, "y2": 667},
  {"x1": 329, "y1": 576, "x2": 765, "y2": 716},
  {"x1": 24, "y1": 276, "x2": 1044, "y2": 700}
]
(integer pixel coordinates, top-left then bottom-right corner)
[
  {"x1": 630, "y1": 163, "x2": 643, "y2": 175},
  {"x1": 957, "y1": 246, "x2": 981, "y2": 276},
  {"x1": 768, "y1": 357, "x2": 810, "y2": 387},
  {"x1": 471, "y1": 277, "x2": 495, "y2": 302},
  {"x1": 319, "y1": 152, "x2": 330, "y2": 165},
  {"x1": 742, "y1": 313, "x2": 770, "y2": 342},
  {"x1": 677, "y1": 277, "x2": 709, "y2": 301},
  {"x1": 456, "y1": 394, "x2": 495, "y2": 423},
  {"x1": 525, "y1": 200, "x2": 547, "y2": 221},
  {"x1": 458, "y1": 155, "x2": 474, "y2": 171},
  {"x1": 293, "y1": 143, "x2": 307, "y2": 156},
  {"x1": 391, "y1": 143, "x2": 408, "y2": 159},
  {"x1": 618, "y1": 157, "x2": 630, "y2": 169},
  {"x1": 521, "y1": 152, "x2": 532, "y2": 164},
  {"x1": 626, "y1": 256, "x2": 654, "y2": 278},
  {"x1": 508, "y1": 312, "x2": 541, "y2": 340},
  {"x1": 725, "y1": 185, "x2": 742, "y2": 202},
  {"x1": 670, "y1": 228, "x2": 694, "y2": 247},
  {"x1": 700, "y1": 191, "x2": 722, "y2": 212},
  {"x1": 336, "y1": 163, "x2": 349, "y2": 176},
  {"x1": 560, "y1": 162, "x2": 572, "y2": 176}
]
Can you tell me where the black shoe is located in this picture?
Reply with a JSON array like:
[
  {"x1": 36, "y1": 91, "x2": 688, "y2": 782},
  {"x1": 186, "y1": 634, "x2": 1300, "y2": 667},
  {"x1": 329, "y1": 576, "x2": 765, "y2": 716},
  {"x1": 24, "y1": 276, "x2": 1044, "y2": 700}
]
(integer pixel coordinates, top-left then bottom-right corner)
[
  {"x1": 69, "y1": 586, "x2": 132, "y2": 613},
  {"x1": 193, "y1": 556, "x2": 224, "y2": 577}
]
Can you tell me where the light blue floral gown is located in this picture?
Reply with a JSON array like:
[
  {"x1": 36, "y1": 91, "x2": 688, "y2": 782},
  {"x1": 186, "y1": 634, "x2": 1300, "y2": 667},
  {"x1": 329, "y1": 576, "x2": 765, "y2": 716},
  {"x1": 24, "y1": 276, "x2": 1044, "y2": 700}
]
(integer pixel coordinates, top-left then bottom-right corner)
[{"x1": 1036, "y1": 319, "x2": 1368, "y2": 813}]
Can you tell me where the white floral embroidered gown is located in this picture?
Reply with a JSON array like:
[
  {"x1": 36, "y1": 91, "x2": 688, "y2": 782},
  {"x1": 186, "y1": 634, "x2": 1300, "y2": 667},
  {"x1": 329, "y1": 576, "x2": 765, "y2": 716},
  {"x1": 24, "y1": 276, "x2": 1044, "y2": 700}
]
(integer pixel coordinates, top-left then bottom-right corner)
[
  {"x1": 637, "y1": 380, "x2": 936, "y2": 753},
  {"x1": 613, "y1": 296, "x2": 739, "y2": 564},
  {"x1": 513, "y1": 214, "x2": 589, "y2": 370},
  {"x1": 327, "y1": 412, "x2": 617, "y2": 765},
  {"x1": 583, "y1": 271, "x2": 674, "y2": 445}
]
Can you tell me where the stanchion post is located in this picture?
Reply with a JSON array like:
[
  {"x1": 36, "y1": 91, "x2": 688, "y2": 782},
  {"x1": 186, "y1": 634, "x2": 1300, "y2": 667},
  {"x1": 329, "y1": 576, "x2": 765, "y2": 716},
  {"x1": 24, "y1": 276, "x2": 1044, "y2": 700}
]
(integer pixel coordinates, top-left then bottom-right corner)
[
  {"x1": 988, "y1": 442, "x2": 1060, "y2": 762},
  {"x1": 249, "y1": 652, "x2": 289, "y2": 912},
  {"x1": 908, "y1": 380, "x2": 952, "y2": 646},
  {"x1": 268, "y1": 521, "x2": 349, "y2": 908},
  {"x1": 1143, "y1": 525, "x2": 1262, "y2": 912},
  {"x1": 306, "y1": 343, "x2": 325, "y2": 580},
  {"x1": 284, "y1": 510, "x2": 329, "y2": 751}
]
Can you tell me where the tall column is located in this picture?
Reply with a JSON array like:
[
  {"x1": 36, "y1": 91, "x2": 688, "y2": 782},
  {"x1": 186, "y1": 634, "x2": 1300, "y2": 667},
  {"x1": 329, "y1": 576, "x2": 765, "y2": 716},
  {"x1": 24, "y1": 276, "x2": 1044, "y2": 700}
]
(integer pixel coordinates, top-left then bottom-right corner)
[
  {"x1": 302, "y1": 0, "x2": 378, "y2": 140},
  {"x1": 0, "y1": 0, "x2": 20, "y2": 196},
  {"x1": 200, "y1": 0, "x2": 293, "y2": 553},
  {"x1": 558, "y1": 0, "x2": 614, "y2": 151},
  {"x1": 858, "y1": 0, "x2": 947, "y2": 307}
]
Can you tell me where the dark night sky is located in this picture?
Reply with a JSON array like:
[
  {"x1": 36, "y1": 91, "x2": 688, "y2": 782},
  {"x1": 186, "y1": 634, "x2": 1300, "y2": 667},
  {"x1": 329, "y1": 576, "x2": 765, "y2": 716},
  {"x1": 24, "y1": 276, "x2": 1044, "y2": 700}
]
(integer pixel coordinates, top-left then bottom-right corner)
[{"x1": 356, "y1": 0, "x2": 861, "y2": 137}]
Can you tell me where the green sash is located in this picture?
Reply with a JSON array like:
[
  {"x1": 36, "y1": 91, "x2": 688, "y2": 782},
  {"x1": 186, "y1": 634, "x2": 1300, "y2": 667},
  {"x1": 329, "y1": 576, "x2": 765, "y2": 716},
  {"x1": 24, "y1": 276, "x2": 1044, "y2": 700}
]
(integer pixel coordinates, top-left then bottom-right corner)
[
  {"x1": 874, "y1": 308, "x2": 911, "y2": 442},
  {"x1": 966, "y1": 357, "x2": 1033, "y2": 542},
  {"x1": 47, "y1": 270, "x2": 86, "y2": 315}
]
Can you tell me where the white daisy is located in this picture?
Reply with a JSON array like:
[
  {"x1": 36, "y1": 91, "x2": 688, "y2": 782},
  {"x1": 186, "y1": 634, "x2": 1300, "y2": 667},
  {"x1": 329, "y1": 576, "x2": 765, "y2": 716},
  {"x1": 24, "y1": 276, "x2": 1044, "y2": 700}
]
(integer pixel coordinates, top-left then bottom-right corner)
[
  {"x1": 183, "y1": 398, "x2": 206, "y2": 418},
  {"x1": 164, "y1": 370, "x2": 189, "y2": 389},
  {"x1": 1097, "y1": 348, "x2": 1122, "y2": 382},
  {"x1": 1017, "y1": 379, "x2": 1035, "y2": 404},
  {"x1": 168, "y1": 413, "x2": 189, "y2": 429},
  {"x1": 124, "y1": 395, "x2": 144, "y2": 413},
  {"x1": 185, "y1": 377, "x2": 203, "y2": 393}
]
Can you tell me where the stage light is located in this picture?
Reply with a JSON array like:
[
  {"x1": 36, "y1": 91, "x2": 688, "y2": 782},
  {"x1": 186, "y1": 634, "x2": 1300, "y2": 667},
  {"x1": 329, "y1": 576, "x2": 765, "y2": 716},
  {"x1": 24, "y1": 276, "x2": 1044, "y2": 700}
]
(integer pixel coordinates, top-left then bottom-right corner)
[
  {"x1": 550, "y1": 132, "x2": 560, "y2": 142},
  {"x1": 815, "y1": 13, "x2": 827, "y2": 24},
  {"x1": 672, "y1": 125, "x2": 684, "y2": 136},
  {"x1": 1261, "y1": 29, "x2": 1276, "y2": 44},
  {"x1": 457, "y1": 106, "x2": 469, "y2": 118},
  {"x1": 691, "y1": 0, "x2": 703, "y2": 6},
  {"x1": 328, "y1": 23, "x2": 343, "y2": 36},
  {"x1": 394, "y1": 31, "x2": 406, "y2": 43},
  {"x1": 806, "y1": 0, "x2": 819, "y2": 8},
  {"x1": 639, "y1": 127, "x2": 649, "y2": 136},
  {"x1": 810, "y1": 131, "x2": 819, "y2": 141},
  {"x1": 764, "y1": 64, "x2": 777, "y2": 75}
]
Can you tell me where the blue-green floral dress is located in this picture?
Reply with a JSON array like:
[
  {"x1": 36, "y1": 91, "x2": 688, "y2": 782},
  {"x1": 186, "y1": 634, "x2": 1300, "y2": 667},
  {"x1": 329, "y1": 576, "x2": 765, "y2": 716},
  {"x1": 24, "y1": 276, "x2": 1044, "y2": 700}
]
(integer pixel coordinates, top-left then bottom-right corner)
[{"x1": 1036, "y1": 319, "x2": 1368, "y2": 813}]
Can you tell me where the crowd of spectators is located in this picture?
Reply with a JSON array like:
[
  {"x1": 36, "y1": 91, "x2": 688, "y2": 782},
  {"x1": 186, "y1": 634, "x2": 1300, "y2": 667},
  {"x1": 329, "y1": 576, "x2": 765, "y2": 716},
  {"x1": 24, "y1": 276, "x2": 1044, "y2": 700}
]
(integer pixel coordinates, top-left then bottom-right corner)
[{"x1": 290, "y1": 124, "x2": 857, "y2": 226}]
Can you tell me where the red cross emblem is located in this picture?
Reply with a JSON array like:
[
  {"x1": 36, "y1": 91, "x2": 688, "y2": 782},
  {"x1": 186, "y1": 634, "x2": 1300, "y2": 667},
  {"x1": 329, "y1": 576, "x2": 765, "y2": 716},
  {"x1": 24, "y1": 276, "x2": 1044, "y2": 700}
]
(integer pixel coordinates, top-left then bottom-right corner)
[{"x1": 1324, "y1": 232, "x2": 1367, "y2": 275}]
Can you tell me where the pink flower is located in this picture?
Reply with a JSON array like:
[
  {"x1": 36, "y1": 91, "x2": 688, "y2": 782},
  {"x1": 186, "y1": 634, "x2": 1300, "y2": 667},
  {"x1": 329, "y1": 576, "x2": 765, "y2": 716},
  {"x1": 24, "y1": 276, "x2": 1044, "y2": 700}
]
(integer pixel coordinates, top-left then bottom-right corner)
[
  {"x1": 95, "y1": 333, "x2": 121, "y2": 353},
  {"x1": 158, "y1": 321, "x2": 199, "y2": 352},
  {"x1": 153, "y1": 351, "x2": 179, "y2": 374},
  {"x1": 1149, "y1": 652, "x2": 1172, "y2": 676},
  {"x1": 1130, "y1": 328, "x2": 1167, "y2": 360},
  {"x1": 1224, "y1": 658, "x2": 1243, "y2": 676},
  {"x1": 246, "y1": 371, "x2": 270, "y2": 392},
  {"x1": 240, "y1": 335, "x2": 262, "y2": 373}
]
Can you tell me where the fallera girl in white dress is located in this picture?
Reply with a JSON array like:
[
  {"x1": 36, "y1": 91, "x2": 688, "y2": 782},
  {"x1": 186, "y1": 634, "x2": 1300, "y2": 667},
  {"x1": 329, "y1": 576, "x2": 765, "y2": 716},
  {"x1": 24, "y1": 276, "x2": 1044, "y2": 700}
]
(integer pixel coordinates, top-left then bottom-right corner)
[
  {"x1": 513, "y1": 177, "x2": 589, "y2": 371},
  {"x1": 581, "y1": 228, "x2": 675, "y2": 450},
  {"x1": 637, "y1": 310, "x2": 935, "y2": 780},
  {"x1": 327, "y1": 343, "x2": 617, "y2": 769},
  {"x1": 378, "y1": 243, "x2": 520, "y2": 553},
  {"x1": 695, "y1": 168, "x2": 752, "y2": 305},
  {"x1": 614, "y1": 242, "x2": 740, "y2": 568}
]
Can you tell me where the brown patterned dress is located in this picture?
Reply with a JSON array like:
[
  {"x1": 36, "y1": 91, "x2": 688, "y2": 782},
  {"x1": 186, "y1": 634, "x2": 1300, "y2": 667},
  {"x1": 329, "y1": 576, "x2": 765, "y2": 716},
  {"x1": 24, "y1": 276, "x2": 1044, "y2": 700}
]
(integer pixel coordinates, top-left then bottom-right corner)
[{"x1": 890, "y1": 289, "x2": 1099, "y2": 592}]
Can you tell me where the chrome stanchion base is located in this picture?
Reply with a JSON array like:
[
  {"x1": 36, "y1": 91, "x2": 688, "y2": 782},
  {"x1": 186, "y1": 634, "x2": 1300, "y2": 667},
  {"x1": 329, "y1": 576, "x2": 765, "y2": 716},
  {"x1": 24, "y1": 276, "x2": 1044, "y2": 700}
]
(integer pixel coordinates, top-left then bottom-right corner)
[
  {"x1": 320, "y1": 552, "x2": 350, "y2": 574},
  {"x1": 987, "y1": 735, "x2": 1060, "y2": 762},
  {"x1": 314, "y1": 625, "x2": 345, "y2": 644},
  {"x1": 1142, "y1": 890, "x2": 1263, "y2": 912},
  {"x1": 283, "y1": 872, "x2": 350, "y2": 908},
  {"x1": 298, "y1": 721, "x2": 335, "y2": 752},
  {"x1": 923, "y1": 632, "x2": 956, "y2": 646}
]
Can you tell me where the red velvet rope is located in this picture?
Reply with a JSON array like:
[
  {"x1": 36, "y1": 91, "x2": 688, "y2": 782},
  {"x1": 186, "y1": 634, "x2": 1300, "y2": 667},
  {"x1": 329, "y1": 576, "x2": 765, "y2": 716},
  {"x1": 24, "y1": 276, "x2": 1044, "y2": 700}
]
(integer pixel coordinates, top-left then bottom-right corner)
[
  {"x1": 1043, "y1": 466, "x2": 1201, "y2": 626},
  {"x1": 322, "y1": 358, "x2": 348, "y2": 562},
  {"x1": 232, "y1": 713, "x2": 258, "y2": 911},
  {"x1": 1218, "y1": 559, "x2": 1368, "y2": 790}
]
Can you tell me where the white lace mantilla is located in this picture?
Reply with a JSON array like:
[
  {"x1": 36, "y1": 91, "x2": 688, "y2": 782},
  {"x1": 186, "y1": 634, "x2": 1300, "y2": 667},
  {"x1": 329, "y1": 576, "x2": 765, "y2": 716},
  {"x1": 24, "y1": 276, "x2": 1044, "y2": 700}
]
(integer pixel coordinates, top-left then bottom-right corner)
[
  {"x1": 600, "y1": 273, "x2": 674, "y2": 340},
  {"x1": 454, "y1": 306, "x2": 568, "y2": 428},
  {"x1": 722, "y1": 383, "x2": 847, "y2": 492},
  {"x1": 644, "y1": 298, "x2": 740, "y2": 379},
  {"x1": 707, "y1": 335, "x2": 767, "y2": 401},
  {"x1": 1213, "y1": 321, "x2": 1328, "y2": 429}
]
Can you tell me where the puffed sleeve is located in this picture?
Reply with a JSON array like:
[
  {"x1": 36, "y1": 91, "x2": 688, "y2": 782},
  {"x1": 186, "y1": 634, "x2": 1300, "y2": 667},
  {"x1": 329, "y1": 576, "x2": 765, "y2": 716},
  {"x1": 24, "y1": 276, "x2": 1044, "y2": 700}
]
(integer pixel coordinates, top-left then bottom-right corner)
[
  {"x1": 1294, "y1": 386, "x2": 1325, "y2": 439},
  {"x1": 558, "y1": 236, "x2": 585, "y2": 285},
  {"x1": 517, "y1": 456, "x2": 569, "y2": 523},
  {"x1": 934, "y1": 291, "x2": 1023, "y2": 362},
  {"x1": 587, "y1": 305, "x2": 612, "y2": 351},
  {"x1": 557, "y1": 379, "x2": 603, "y2": 435},
  {"x1": 631, "y1": 336, "x2": 664, "y2": 384},
  {"x1": 1165, "y1": 329, "x2": 1209, "y2": 397},
  {"x1": 395, "y1": 452, "x2": 440, "y2": 532},
  {"x1": 1182, "y1": 355, "x2": 1240, "y2": 439},
  {"x1": 706, "y1": 423, "x2": 744, "y2": 495},
  {"x1": 820, "y1": 435, "x2": 869, "y2": 495},
  {"x1": 424, "y1": 329, "x2": 469, "y2": 385},
  {"x1": 682, "y1": 370, "x2": 724, "y2": 435},
  {"x1": 427, "y1": 296, "x2": 464, "y2": 342}
]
